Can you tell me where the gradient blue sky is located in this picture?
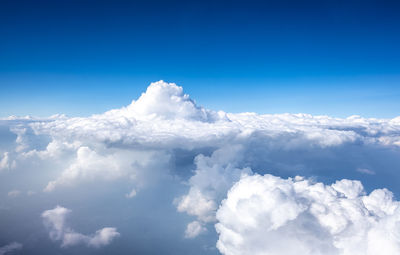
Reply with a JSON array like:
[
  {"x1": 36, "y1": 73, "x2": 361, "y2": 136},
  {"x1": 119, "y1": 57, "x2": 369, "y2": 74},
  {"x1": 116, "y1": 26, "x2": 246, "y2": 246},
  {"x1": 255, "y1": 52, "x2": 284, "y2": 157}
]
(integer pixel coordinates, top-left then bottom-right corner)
[{"x1": 1, "y1": 0, "x2": 399, "y2": 118}]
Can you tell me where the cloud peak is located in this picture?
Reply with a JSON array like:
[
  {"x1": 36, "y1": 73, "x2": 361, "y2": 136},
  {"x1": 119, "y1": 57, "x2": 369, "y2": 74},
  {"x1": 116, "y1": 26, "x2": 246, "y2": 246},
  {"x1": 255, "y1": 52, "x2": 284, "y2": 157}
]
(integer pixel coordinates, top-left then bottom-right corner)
[{"x1": 104, "y1": 80, "x2": 224, "y2": 122}]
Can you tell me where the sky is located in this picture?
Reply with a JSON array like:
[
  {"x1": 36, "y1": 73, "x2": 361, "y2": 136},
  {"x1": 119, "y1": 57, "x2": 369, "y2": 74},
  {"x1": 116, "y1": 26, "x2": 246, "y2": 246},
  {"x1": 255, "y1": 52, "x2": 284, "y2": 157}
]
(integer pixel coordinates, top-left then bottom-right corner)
[
  {"x1": 1, "y1": 0, "x2": 400, "y2": 118},
  {"x1": 2, "y1": 1, "x2": 400, "y2": 255}
]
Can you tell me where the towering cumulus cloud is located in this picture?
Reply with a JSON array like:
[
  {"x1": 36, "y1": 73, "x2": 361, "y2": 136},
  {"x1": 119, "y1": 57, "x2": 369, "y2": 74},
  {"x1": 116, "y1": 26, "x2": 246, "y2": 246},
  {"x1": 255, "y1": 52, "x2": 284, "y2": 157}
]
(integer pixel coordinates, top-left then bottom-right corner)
[
  {"x1": 1, "y1": 81, "x2": 400, "y2": 254},
  {"x1": 216, "y1": 174, "x2": 400, "y2": 255},
  {"x1": 106, "y1": 80, "x2": 222, "y2": 122}
]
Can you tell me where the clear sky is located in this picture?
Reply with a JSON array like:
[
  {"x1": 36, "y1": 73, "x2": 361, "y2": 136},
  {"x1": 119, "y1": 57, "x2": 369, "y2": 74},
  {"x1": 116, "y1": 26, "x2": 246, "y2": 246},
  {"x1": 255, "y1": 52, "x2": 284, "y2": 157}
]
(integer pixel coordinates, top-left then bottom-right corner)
[{"x1": 1, "y1": 0, "x2": 399, "y2": 118}]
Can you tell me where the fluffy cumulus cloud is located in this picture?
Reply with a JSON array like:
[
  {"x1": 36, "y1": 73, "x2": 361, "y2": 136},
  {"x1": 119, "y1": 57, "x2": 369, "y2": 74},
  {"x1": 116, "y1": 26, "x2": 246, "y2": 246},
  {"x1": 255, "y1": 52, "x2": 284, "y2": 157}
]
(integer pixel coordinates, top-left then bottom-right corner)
[
  {"x1": 176, "y1": 146, "x2": 253, "y2": 234},
  {"x1": 45, "y1": 146, "x2": 131, "y2": 191},
  {"x1": 216, "y1": 174, "x2": 400, "y2": 255},
  {"x1": 1, "y1": 81, "x2": 400, "y2": 254},
  {"x1": 104, "y1": 80, "x2": 224, "y2": 122},
  {"x1": 41, "y1": 206, "x2": 120, "y2": 248}
]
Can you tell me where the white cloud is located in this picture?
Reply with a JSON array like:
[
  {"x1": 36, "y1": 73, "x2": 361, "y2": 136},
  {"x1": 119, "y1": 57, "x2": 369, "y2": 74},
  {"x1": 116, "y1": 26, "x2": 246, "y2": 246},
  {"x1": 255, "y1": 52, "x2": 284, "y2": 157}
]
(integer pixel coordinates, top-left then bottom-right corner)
[
  {"x1": 357, "y1": 168, "x2": 375, "y2": 175},
  {"x1": 41, "y1": 206, "x2": 120, "y2": 248},
  {"x1": 27, "y1": 190, "x2": 36, "y2": 196},
  {"x1": 22, "y1": 139, "x2": 81, "y2": 160},
  {"x1": 125, "y1": 188, "x2": 137, "y2": 198},
  {"x1": 0, "y1": 152, "x2": 10, "y2": 170},
  {"x1": 44, "y1": 146, "x2": 125, "y2": 191},
  {"x1": 21, "y1": 82, "x2": 400, "y2": 154},
  {"x1": 0, "y1": 242, "x2": 22, "y2": 255},
  {"x1": 44, "y1": 146, "x2": 167, "y2": 192},
  {"x1": 1, "y1": 80, "x2": 400, "y2": 252},
  {"x1": 5, "y1": 81, "x2": 397, "y2": 197},
  {"x1": 176, "y1": 146, "x2": 252, "y2": 223},
  {"x1": 7, "y1": 190, "x2": 21, "y2": 198},
  {"x1": 216, "y1": 174, "x2": 400, "y2": 255},
  {"x1": 184, "y1": 221, "x2": 207, "y2": 239},
  {"x1": 0, "y1": 152, "x2": 15, "y2": 171},
  {"x1": 103, "y1": 80, "x2": 223, "y2": 122}
]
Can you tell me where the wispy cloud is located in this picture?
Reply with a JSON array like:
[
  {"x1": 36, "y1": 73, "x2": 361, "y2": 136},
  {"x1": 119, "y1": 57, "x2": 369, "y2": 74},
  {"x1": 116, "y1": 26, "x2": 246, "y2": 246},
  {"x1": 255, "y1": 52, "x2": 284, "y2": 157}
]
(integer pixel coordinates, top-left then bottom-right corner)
[{"x1": 0, "y1": 242, "x2": 22, "y2": 255}]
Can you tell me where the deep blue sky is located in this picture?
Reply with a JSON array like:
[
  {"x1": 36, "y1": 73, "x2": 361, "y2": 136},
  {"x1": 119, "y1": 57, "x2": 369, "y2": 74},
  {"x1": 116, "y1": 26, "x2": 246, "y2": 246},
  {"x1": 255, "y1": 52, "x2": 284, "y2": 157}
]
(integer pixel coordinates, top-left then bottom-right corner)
[{"x1": 1, "y1": 0, "x2": 399, "y2": 118}]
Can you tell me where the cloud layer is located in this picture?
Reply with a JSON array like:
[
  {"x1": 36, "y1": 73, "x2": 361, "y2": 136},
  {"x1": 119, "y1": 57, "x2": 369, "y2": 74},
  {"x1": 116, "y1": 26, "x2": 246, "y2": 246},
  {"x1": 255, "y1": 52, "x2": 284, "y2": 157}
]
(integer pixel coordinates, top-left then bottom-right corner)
[{"x1": 1, "y1": 81, "x2": 400, "y2": 254}]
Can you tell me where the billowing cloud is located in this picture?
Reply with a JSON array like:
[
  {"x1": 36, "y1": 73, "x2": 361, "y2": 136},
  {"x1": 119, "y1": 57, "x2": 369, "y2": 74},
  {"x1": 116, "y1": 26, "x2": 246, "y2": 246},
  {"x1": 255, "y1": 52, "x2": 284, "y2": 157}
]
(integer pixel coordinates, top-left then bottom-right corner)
[
  {"x1": 41, "y1": 206, "x2": 120, "y2": 248},
  {"x1": 44, "y1": 146, "x2": 169, "y2": 192},
  {"x1": 44, "y1": 146, "x2": 127, "y2": 191},
  {"x1": 104, "y1": 80, "x2": 224, "y2": 122},
  {"x1": 1, "y1": 81, "x2": 400, "y2": 254},
  {"x1": 17, "y1": 81, "x2": 400, "y2": 154},
  {"x1": 216, "y1": 174, "x2": 400, "y2": 255},
  {"x1": 0, "y1": 242, "x2": 22, "y2": 255},
  {"x1": 176, "y1": 146, "x2": 252, "y2": 224}
]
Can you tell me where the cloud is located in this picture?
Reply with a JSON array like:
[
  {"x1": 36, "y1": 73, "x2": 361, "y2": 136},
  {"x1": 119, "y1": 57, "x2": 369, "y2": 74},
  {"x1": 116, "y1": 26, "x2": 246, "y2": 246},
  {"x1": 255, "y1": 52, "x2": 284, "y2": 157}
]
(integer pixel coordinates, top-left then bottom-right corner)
[
  {"x1": 125, "y1": 188, "x2": 137, "y2": 198},
  {"x1": 8, "y1": 82, "x2": 399, "y2": 194},
  {"x1": 0, "y1": 242, "x2": 22, "y2": 255},
  {"x1": 216, "y1": 174, "x2": 400, "y2": 255},
  {"x1": 357, "y1": 168, "x2": 375, "y2": 175},
  {"x1": 103, "y1": 80, "x2": 224, "y2": 122},
  {"x1": 176, "y1": 146, "x2": 252, "y2": 223},
  {"x1": 44, "y1": 146, "x2": 168, "y2": 192},
  {"x1": 0, "y1": 152, "x2": 10, "y2": 170},
  {"x1": 1, "y1": 81, "x2": 400, "y2": 253},
  {"x1": 7, "y1": 190, "x2": 21, "y2": 198},
  {"x1": 22, "y1": 82, "x2": 400, "y2": 155},
  {"x1": 41, "y1": 206, "x2": 120, "y2": 248},
  {"x1": 27, "y1": 190, "x2": 36, "y2": 196},
  {"x1": 44, "y1": 146, "x2": 126, "y2": 191},
  {"x1": 184, "y1": 221, "x2": 207, "y2": 239},
  {"x1": 0, "y1": 152, "x2": 15, "y2": 171}
]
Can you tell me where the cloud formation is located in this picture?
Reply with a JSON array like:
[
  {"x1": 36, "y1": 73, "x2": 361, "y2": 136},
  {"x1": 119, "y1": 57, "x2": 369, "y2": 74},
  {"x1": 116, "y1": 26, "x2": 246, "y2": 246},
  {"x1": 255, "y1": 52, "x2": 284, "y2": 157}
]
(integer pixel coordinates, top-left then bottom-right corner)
[
  {"x1": 41, "y1": 206, "x2": 120, "y2": 248},
  {"x1": 216, "y1": 174, "x2": 400, "y2": 255},
  {"x1": 7, "y1": 190, "x2": 20, "y2": 198},
  {"x1": 1, "y1": 81, "x2": 400, "y2": 254},
  {"x1": 0, "y1": 152, "x2": 15, "y2": 171},
  {"x1": 104, "y1": 80, "x2": 223, "y2": 122},
  {"x1": 184, "y1": 221, "x2": 207, "y2": 239},
  {"x1": 176, "y1": 146, "x2": 252, "y2": 227},
  {"x1": 21, "y1": 81, "x2": 400, "y2": 153},
  {"x1": 125, "y1": 188, "x2": 137, "y2": 198}
]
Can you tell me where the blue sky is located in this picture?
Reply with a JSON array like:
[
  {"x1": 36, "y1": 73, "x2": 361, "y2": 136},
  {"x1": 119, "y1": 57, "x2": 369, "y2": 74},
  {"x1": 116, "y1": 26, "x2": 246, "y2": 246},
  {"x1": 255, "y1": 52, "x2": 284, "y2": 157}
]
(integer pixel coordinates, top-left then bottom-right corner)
[{"x1": 1, "y1": 0, "x2": 400, "y2": 117}]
